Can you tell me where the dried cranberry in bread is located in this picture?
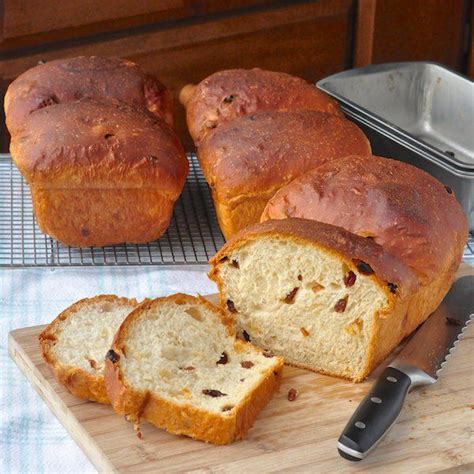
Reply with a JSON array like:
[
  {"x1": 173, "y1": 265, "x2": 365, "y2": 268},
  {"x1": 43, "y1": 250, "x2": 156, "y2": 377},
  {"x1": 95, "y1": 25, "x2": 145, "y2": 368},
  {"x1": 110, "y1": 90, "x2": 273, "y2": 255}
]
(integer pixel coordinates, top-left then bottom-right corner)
[
  {"x1": 10, "y1": 98, "x2": 188, "y2": 247},
  {"x1": 105, "y1": 294, "x2": 283, "y2": 444},
  {"x1": 181, "y1": 68, "x2": 343, "y2": 145},
  {"x1": 39, "y1": 295, "x2": 138, "y2": 403},
  {"x1": 262, "y1": 155, "x2": 468, "y2": 326},
  {"x1": 209, "y1": 218, "x2": 420, "y2": 382},
  {"x1": 5, "y1": 56, "x2": 173, "y2": 135},
  {"x1": 198, "y1": 110, "x2": 371, "y2": 239}
]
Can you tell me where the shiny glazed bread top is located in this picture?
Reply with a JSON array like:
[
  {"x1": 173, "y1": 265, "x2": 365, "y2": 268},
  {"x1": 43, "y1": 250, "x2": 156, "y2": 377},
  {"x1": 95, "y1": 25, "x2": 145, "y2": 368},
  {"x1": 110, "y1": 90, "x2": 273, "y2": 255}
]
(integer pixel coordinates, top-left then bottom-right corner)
[
  {"x1": 10, "y1": 98, "x2": 188, "y2": 197},
  {"x1": 184, "y1": 68, "x2": 343, "y2": 145},
  {"x1": 5, "y1": 55, "x2": 173, "y2": 134},
  {"x1": 262, "y1": 155, "x2": 468, "y2": 283}
]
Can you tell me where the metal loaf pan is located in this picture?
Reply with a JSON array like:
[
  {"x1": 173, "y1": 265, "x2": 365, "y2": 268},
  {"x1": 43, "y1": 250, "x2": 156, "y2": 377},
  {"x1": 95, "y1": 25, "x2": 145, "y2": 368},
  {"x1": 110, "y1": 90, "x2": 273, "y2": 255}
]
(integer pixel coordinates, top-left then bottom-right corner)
[{"x1": 317, "y1": 62, "x2": 474, "y2": 230}]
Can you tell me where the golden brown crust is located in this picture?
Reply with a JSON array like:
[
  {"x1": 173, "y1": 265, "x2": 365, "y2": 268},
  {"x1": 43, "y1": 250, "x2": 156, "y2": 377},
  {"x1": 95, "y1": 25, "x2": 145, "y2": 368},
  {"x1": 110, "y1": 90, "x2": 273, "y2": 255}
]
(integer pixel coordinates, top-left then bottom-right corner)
[
  {"x1": 10, "y1": 98, "x2": 188, "y2": 194},
  {"x1": 5, "y1": 55, "x2": 173, "y2": 135},
  {"x1": 184, "y1": 68, "x2": 343, "y2": 145},
  {"x1": 30, "y1": 187, "x2": 175, "y2": 247},
  {"x1": 213, "y1": 197, "x2": 271, "y2": 242},
  {"x1": 198, "y1": 110, "x2": 370, "y2": 238},
  {"x1": 9, "y1": 98, "x2": 188, "y2": 246},
  {"x1": 39, "y1": 295, "x2": 138, "y2": 404},
  {"x1": 210, "y1": 218, "x2": 418, "y2": 295},
  {"x1": 199, "y1": 111, "x2": 370, "y2": 204},
  {"x1": 105, "y1": 293, "x2": 283, "y2": 444},
  {"x1": 363, "y1": 262, "x2": 460, "y2": 384},
  {"x1": 179, "y1": 84, "x2": 196, "y2": 108},
  {"x1": 262, "y1": 155, "x2": 468, "y2": 284}
]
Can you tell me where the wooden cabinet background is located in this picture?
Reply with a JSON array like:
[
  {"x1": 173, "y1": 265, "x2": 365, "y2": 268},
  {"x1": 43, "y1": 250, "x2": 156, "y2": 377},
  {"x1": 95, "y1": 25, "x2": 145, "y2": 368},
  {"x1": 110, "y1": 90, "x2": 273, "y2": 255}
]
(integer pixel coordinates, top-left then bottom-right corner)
[{"x1": 0, "y1": 0, "x2": 472, "y2": 151}]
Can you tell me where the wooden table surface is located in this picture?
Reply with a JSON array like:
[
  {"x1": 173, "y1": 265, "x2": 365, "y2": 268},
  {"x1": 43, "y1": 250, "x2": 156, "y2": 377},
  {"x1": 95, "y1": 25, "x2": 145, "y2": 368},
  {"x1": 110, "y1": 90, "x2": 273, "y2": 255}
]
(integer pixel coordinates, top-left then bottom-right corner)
[{"x1": 8, "y1": 265, "x2": 474, "y2": 473}]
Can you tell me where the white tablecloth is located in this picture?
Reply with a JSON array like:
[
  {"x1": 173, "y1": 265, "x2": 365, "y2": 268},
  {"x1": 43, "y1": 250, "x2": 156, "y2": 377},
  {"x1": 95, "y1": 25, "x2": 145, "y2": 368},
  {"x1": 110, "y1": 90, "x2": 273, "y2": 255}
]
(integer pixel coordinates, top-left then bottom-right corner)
[{"x1": 0, "y1": 265, "x2": 217, "y2": 473}]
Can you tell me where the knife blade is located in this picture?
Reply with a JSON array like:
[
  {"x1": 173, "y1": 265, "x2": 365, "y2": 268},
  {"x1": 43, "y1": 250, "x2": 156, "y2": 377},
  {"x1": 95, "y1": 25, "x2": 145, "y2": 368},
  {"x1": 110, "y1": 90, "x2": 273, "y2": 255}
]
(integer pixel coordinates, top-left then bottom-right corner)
[{"x1": 337, "y1": 275, "x2": 474, "y2": 462}]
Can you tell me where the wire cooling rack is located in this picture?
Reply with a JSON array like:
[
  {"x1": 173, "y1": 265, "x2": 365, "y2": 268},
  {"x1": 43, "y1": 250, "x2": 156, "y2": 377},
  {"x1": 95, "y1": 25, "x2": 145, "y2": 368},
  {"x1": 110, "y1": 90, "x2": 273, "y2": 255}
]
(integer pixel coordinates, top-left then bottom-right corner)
[
  {"x1": 464, "y1": 238, "x2": 474, "y2": 261},
  {"x1": 0, "y1": 154, "x2": 225, "y2": 267},
  {"x1": 0, "y1": 153, "x2": 473, "y2": 267}
]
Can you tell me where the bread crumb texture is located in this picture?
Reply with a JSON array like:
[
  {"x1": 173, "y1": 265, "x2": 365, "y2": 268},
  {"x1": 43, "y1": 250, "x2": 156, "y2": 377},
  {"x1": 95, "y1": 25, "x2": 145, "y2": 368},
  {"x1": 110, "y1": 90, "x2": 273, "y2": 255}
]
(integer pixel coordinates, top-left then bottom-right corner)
[
  {"x1": 49, "y1": 298, "x2": 136, "y2": 376},
  {"x1": 118, "y1": 296, "x2": 280, "y2": 414},
  {"x1": 214, "y1": 237, "x2": 388, "y2": 379}
]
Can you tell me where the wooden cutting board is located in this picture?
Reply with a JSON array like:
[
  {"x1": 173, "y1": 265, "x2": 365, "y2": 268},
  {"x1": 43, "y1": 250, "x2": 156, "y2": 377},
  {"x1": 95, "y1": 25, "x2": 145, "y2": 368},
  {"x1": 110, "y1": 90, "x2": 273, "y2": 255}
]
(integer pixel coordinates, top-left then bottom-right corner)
[{"x1": 8, "y1": 268, "x2": 474, "y2": 473}]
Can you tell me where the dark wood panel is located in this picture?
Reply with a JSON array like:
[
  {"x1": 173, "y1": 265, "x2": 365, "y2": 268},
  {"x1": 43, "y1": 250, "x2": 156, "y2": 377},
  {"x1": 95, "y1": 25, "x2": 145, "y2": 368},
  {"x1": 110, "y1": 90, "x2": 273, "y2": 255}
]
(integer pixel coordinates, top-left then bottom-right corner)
[
  {"x1": 469, "y1": 1, "x2": 474, "y2": 77},
  {"x1": 363, "y1": 0, "x2": 468, "y2": 70},
  {"x1": 1, "y1": 0, "x2": 187, "y2": 46},
  {"x1": 354, "y1": 0, "x2": 376, "y2": 67},
  {"x1": 0, "y1": 0, "x2": 354, "y2": 151},
  {"x1": 2, "y1": 0, "x2": 182, "y2": 40},
  {"x1": 0, "y1": 79, "x2": 8, "y2": 151},
  {"x1": 0, "y1": 0, "x2": 278, "y2": 49}
]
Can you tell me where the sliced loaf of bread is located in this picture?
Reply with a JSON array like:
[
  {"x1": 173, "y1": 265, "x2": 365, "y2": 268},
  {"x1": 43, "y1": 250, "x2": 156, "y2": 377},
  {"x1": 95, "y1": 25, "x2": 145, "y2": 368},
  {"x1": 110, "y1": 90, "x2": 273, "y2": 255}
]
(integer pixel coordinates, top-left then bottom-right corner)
[
  {"x1": 105, "y1": 293, "x2": 283, "y2": 444},
  {"x1": 209, "y1": 218, "x2": 419, "y2": 382},
  {"x1": 39, "y1": 295, "x2": 138, "y2": 403}
]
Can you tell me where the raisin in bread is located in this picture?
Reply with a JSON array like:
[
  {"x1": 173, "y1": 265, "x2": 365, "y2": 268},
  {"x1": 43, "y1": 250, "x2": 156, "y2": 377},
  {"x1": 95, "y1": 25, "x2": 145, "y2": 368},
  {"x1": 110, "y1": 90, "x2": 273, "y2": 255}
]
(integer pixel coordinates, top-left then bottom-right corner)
[
  {"x1": 209, "y1": 219, "x2": 419, "y2": 382},
  {"x1": 39, "y1": 295, "x2": 138, "y2": 403},
  {"x1": 105, "y1": 294, "x2": 283, "y2": 444},
  {"x1": 180, "y1": 68, "x2": 342, "y2": 145}
]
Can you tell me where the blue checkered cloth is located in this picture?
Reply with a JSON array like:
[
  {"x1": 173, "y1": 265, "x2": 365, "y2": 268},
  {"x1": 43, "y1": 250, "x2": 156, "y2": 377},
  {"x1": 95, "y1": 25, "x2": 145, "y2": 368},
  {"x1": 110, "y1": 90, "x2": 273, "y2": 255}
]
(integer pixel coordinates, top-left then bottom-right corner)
[{"x1": 0, "y1": 266, "x2": 216, "y2": 473}]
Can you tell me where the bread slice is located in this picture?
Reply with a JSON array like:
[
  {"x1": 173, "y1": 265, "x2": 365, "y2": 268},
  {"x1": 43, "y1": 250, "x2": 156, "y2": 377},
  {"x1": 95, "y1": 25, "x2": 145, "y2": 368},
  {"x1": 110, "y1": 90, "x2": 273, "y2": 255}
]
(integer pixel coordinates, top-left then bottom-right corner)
[
  {"x1": 39, "y1": 295, "x2": 138, "y2": 403},
  {"x1": 209, "y1": 219, "x2": 419, "y2": 382},
  {"x1": 105, "y1": 294, "x2": 283, "y2": 445}
]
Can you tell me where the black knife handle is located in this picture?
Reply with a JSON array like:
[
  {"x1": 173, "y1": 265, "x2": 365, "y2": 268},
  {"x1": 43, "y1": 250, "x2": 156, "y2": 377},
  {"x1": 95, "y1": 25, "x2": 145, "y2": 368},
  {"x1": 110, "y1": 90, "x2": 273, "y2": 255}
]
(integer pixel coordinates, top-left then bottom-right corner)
[{"x1": 337, "y1": 367, "x2": 411, "y2": 461}]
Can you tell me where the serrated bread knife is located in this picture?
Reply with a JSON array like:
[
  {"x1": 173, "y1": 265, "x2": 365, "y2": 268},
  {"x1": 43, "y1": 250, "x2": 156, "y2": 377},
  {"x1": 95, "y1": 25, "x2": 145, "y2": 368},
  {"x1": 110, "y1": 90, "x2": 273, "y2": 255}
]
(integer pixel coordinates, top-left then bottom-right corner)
[{"x1": 338, "y1": 275, "x2": 474, "y2": 461}]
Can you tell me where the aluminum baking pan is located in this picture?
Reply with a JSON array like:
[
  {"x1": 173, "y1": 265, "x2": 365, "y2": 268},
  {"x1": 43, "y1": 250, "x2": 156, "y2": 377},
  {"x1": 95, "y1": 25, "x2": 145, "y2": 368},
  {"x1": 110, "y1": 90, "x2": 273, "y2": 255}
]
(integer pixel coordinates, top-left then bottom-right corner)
[
  {"x1": 317, "y1": 62, "x2": 473, "y2": 170},
  {"x1": 317, "y1": 62, "x2": 474, "y2": 230}
]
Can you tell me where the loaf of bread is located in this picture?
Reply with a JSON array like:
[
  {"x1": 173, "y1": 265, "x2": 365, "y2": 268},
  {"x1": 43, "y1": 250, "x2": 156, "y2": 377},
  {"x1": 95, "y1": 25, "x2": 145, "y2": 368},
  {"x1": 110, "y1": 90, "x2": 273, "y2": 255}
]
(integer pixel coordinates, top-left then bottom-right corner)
[
  {"x1": 262, "y1": 155, "x2": 468, "y2": 325},
  {"x1": 181, "y1": 68, "x2": 343, "y2": 145},
  {"x1": 209, "y1": 218, "x2": 420, "y2": 382},
  {"x1": 9, "y1": 98, "x2": 188, "y2": 247},
  {"x1": 5, "y1": 56, "x2": 173, "y2": 135},
  {"x1": 198, "y1": 111, "x2": 371, "y2": 239},
  {"x1": 105, "y1": 294, "x2": 284, "y2": 444},
  {"x1": 39, "y1": 295, "x2": 138, "y2": 403}
]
